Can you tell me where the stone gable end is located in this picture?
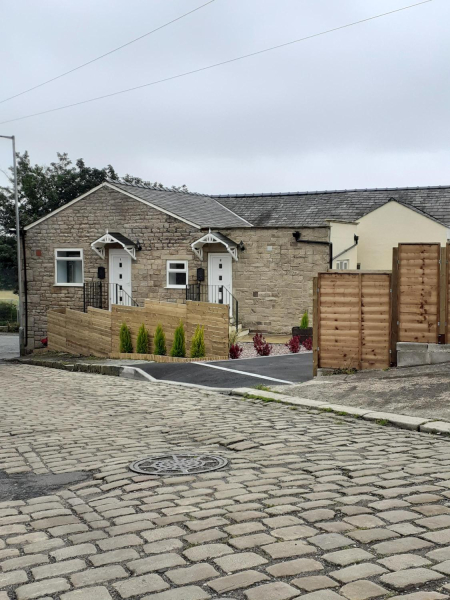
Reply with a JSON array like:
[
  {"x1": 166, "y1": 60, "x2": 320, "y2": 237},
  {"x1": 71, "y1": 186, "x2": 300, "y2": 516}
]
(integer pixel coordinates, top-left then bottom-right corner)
[{"x1": 24, "y1": 186, "x2": 203, "y2": 347}]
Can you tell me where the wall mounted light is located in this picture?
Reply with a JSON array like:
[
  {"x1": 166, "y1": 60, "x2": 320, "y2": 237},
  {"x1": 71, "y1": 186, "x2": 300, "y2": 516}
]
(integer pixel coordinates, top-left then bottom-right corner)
[
  {"x1": 136, "y1": 240, "x2": 143, "y2": 251},
  {"x1": 238, "y1": 241, "x2": 246, "y2": 252},
  {"x1": 292, "y1": 231, "x2": 301, "y2": 242}
]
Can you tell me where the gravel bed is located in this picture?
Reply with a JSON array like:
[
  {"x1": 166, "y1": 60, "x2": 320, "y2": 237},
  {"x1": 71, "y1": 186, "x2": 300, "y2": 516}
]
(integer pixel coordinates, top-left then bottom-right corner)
[{"x1": 237, "y1": 342, "x2": 312, "y2": 359}]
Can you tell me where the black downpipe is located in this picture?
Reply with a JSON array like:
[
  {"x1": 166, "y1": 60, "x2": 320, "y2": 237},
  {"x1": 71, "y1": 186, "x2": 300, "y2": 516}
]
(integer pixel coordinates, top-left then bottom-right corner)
[{"x1": 20, "y1": 229, "x2": 28, "y2": 345}]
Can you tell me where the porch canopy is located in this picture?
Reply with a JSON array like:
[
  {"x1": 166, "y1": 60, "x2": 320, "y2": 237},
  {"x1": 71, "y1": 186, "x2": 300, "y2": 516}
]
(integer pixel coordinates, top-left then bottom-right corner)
[
  {"x1": 91, "y1": 231, "x2": 138, "y2": 260},
  {"x1": 191, "y1": 230, "x2": 238, "y2": 261}
]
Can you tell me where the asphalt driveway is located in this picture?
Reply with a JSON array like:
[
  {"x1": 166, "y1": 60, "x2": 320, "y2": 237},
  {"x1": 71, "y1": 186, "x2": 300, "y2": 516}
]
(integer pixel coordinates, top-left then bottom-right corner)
[
  {"x1": 134, "y1": 352, "x2": 313, "y2": 388},
  {"x1": 0, "y1": 333, "x2": 19, "y2": 360}
]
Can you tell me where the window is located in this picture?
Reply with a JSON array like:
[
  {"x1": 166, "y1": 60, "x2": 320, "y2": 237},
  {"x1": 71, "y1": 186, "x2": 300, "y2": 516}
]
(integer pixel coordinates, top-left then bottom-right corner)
[
  {"x1": 336, "y1": 260, "x2": 349, "y2": 270},
  {"x1": 166, "y1": 260, "x2": 188, "y2": 288},
  {"x1": 55, "y1": 249, "x2": 83, "y2": 285}
]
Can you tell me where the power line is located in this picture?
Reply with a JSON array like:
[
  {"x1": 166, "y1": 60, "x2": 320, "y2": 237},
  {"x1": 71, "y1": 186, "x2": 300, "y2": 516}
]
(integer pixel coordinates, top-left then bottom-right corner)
[
  {"x1": 0, "y1": 0, "x2": 216, "y2": 105},
  {"x1": 0, "y1": 0, "x2": 432, "y2": 126}
]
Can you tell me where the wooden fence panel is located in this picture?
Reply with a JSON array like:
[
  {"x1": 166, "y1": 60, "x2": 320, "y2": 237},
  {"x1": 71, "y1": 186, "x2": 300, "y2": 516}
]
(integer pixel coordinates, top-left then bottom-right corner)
[
  {"x1": 361, "y1": 273, "x2": 391, "y2": 369},
  {"x1": 316, "y1": 272, "x2": 391, "y2": 371},
  {"x1": 398, "y1": 243, "x2": 440, "y2": 343},
  {"x1": 318, "y1": 273, "x2": 361, "y2": 370}
]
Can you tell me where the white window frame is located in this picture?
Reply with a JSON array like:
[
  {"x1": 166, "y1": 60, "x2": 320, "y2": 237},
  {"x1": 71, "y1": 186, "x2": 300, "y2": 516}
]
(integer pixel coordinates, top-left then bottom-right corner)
[
  {"x1": 54, "y1": 248, "x2": 84, "y2": 286},
  {"x1": 166, "y1": 260, "x2": 188, "y2": 289},
  {"x1": 335, "y1": 260, "x2": 349, "y2": 270}
]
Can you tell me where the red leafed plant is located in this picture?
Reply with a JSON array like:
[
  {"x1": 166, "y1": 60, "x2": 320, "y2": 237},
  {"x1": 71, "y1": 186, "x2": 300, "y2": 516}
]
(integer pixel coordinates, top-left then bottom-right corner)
[
  {"x1": 302, "y1": 337, "x2": 313, "y2": 351},
  {"x1": 229, "y1": 343, "x2": 243, "y2": 359},
  {"x1": 253, "y1": 333, "x2": 272, "y2": 356},
  {"x1": 286, "y1": 336, "x2": 301, "y2": 353},
  {"x1": 41, "y1": 337, "x2": 48, "y2": 347}
]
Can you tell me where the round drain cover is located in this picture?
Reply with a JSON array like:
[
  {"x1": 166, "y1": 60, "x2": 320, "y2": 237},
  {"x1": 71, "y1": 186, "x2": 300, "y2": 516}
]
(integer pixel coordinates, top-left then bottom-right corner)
[{"x1": 129, "y1": 453, "x2": 228, "y2": 476}]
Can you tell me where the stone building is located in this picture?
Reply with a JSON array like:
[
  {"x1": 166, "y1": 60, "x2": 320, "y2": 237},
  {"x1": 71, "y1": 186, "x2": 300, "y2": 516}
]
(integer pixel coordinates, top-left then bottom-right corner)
[
  {"x1": 22, "y1": 180, "x2": 330, "y2": 348},
  {"x1": 23, "y1": 179, "x2": 450, "y2": 349}
]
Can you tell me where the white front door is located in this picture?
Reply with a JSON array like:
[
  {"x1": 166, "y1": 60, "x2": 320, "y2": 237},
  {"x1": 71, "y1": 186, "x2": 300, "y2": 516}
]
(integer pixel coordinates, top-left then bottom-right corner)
[
  {"x1": 109, "y1": 249, "x2": 132, "y2": 308},
  {"x1": 208, "y1": 253, "x2": 233, "y2": 315}
]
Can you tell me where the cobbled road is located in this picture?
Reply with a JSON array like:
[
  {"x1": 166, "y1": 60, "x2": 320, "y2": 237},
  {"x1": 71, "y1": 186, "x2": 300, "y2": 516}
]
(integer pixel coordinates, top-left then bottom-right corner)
[{"x1": 1, "y1": 364, "x2": 450, "y2": 600}]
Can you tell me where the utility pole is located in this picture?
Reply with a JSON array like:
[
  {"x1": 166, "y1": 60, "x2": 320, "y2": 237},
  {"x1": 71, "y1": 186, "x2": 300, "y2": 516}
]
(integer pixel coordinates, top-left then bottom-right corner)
[{"x1": 0, "y1": 135, "x2": 25, "y2": 355}]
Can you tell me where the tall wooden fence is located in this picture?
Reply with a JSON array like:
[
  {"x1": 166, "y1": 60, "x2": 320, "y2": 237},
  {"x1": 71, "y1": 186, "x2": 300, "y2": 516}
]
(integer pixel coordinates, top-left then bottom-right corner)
[
  {"x1": 313, "y1": 272, "x2": 391, "y2": 374},
  {"x1": 395, "y1": 243, "x2": 445, "y2": 344},
  {"x1": 313, "y1": 243, "x2": 450, "y2": 374}
]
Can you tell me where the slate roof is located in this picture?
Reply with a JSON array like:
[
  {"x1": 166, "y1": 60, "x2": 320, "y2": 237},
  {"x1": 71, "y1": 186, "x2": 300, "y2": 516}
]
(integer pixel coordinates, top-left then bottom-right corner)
[
  {"x1": 214, "y1": 186, "x2": 450, "y2": 228},
  {"x1": 109, "y1": 180, "x2": 251, "y2": 229}
]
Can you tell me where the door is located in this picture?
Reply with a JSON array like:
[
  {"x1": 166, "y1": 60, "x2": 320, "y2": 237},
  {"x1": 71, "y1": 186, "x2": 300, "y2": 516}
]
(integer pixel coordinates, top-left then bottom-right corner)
[
  {"x1": 109, "y1": 249, "x2": 132, "y2": 308},
  {"x1": 208, "y1": 253, "x2": 233, "y2": 315}
]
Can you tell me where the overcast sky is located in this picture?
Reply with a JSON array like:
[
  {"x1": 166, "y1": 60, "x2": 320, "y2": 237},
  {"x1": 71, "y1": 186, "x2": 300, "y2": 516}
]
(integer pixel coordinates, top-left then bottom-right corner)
[{"x1": 0, "y1": 0, "x2": 448, "y2": 194}]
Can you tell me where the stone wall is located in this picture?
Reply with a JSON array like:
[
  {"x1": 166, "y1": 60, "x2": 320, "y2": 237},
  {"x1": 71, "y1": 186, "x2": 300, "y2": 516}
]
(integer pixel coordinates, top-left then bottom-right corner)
[
  {"x1": 215, "y1": 227, "x2": 330, "y2": 334},
  {"x1": 24, "y1": 186, "x2": 202, "y2": 348}
]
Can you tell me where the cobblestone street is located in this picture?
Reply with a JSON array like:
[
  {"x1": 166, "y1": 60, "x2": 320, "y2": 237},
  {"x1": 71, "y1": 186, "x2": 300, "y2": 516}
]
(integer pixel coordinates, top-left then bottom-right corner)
[{"x1": 2, "y1": 363, "x2": 450, "y2": 599}]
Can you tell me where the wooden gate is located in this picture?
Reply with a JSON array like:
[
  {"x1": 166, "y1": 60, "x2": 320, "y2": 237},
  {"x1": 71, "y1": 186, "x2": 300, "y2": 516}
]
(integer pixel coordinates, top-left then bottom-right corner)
[
  {"x1": 395, "y1": 243, "x2": 441, "y2": 344},
  {"x1": 313, "y1": 272, "x2": 391, "y2": 374}
]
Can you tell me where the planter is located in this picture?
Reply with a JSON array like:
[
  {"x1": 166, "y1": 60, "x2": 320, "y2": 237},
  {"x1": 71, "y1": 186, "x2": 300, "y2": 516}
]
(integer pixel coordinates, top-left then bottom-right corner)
[
  {"x1": 292, "y1": 327, "x2": 313, "y2": 342},
  {"x1": 110, "y1": 352, "x2": 229, "y2": 363}
]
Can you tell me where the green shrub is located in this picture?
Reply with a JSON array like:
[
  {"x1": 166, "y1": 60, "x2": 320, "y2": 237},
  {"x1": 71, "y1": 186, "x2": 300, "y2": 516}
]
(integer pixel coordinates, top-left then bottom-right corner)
[
  {"x1": 154, "y1": 323, "x2": 167, "y2": 356},
  {"x1": 119, "y1": 322, "x2": 133, "y2": 353},
  {"x1": 300, "y1": 310, "x2": 309, "y2": 329},
  {"x1": 0, "y1": 301, "x2": 17, "y2": 326},
  {"x1": 170, "y1": 321, "x2": 186, "y2": 357},
  {"x1": 190, "y1": 325, "x2": 206, "y2": 358},
  {"x1": 136, "y1": 323, "x2": 150, "y2": 354}
]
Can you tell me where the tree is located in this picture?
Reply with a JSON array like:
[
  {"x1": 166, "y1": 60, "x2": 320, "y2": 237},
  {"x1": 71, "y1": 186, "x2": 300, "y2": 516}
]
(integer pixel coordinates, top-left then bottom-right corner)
[{"x1": 0, "y1": 151, "x2": 188, "y2": 288}]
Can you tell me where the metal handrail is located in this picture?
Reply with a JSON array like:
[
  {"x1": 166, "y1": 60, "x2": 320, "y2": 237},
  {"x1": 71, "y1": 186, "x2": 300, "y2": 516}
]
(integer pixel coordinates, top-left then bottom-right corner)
[
  {"x1": 108, "y1": 282, "x2": 139, "y2": 308},
  {"x1": 83, "y1": 281, "x2": 138, "y2": 311},
  {"x1": 186, "y1": 283, "x2": 238, "y2": 330}
]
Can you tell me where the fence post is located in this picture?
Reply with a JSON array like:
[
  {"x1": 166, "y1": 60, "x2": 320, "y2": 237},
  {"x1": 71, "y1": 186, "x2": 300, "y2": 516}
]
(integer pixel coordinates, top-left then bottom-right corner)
[
  {"x1": 390, "y1": 247, "x2": 399, "y2": 366},
  {"x1": 440, "y1": 246, "x2": 447, "y2": 344},
  {"x1": 313, "y1": 276, "x2": 319, "y2": 377},
  {"x1": 358, "y1": 273, "x2": 363, "y2": 371}
]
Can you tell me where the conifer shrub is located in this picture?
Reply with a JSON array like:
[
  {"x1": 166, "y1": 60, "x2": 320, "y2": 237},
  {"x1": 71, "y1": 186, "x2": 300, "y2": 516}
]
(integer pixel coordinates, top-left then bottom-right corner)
[
  {"x1": 136, "y1": 323, "x2": 150, "y2": 354},
  {"x1": 154, "y1": 323, "x2": 167, "y2": 356},
  {"x1": 170, "y1": 321, "x2": 186, "y2": 357},
  {"x1": 300, "y1": 310, "x2": 309, "y2": 329},
  {"x1": 119, "y1": 322, "x2": 133, "y2": 353},
  {"x1": 190, "y1": 325, "x2": 206, "y2": 358}
]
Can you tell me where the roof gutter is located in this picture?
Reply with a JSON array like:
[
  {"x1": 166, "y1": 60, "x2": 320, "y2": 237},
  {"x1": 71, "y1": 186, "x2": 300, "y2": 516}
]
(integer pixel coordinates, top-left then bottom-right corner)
[{"x1": 292, "y1": 231, "x2": 333, "y2": 269}]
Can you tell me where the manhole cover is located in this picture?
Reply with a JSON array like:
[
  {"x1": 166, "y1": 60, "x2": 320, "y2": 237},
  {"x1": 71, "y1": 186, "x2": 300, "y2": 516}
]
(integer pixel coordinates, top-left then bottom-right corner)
[{"x1": 129, "y1": 453, "x2": 228, "y2": 476}]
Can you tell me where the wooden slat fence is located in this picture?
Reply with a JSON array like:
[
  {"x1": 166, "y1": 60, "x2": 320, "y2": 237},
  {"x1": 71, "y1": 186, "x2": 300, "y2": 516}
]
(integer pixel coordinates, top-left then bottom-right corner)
[
  {"x1": 48, "y1": 307, "x2": 112, "y2": 357},
  {"x1": 314, "y1": 243, "x2": 450, "y2": 374},
  {"x1": 313, "y1": 272, "x2": 391, "y2": 374},
  {"x1": 396, "y1": 243, "x2": 441, "y2": 343},
  {"x1": 48, "y1": 300, "x2": 229, "y2": 359}
]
